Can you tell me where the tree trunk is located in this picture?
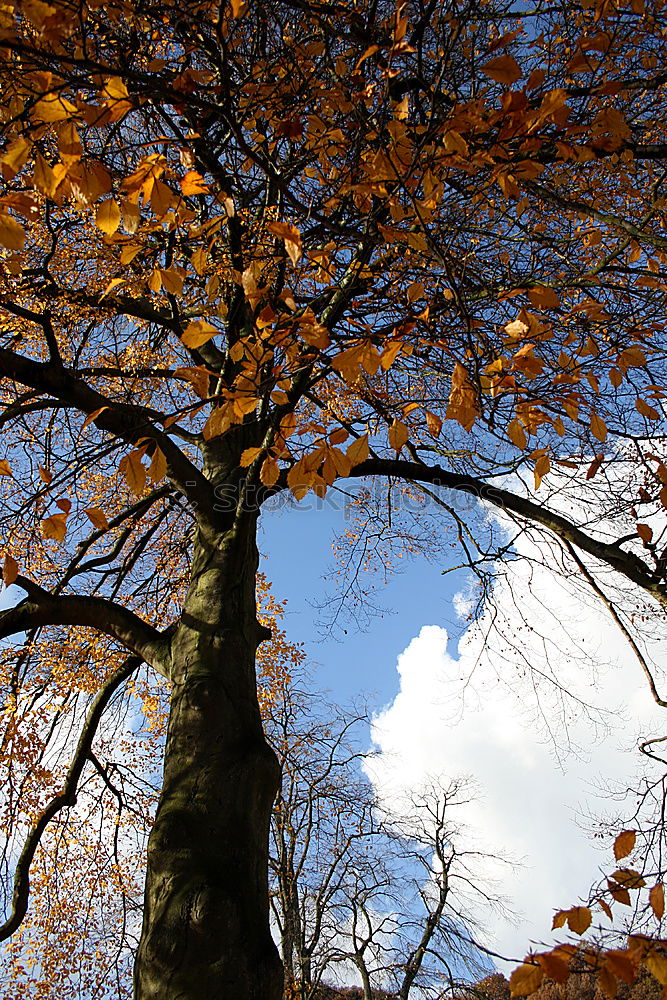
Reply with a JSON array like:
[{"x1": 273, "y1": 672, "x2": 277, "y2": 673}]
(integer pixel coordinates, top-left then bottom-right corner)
[{"x1": 134, "y1": 516, "x2": 283, "y2": 1000}]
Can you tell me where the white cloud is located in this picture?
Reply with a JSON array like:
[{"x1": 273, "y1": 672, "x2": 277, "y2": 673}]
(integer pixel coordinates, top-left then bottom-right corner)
[{"x1": 366, "y1": 515, "x2": 667, "y2": 967}]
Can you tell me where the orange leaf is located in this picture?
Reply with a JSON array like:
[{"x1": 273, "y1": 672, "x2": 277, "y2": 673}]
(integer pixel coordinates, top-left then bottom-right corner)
[
  {"x1": 598, "y1": 966, "x2": 617, "y2": 999},
  {"x1": 260, "y1": 457, "x2": 280, "y2": 488},
  {"x1": 614, "y1": 830, "x2": 636, "y2": 861},
  {"x1": 388, "y1": 419, "x2": 409, "y2": 453},
  {"x1": 567, "y1": 906, "x2": 592, "y2": 935},
  {"x1": 148, "y1": 446, "x2": 167, "y2": 483},
  {"x1": 346, "y1": 435, "x2": 369, "y2": 467},
  {"x1": 85, "y1": 508, "x2": 109, "y2": 531},
  {"x1": 426, "y1": 411, "x2": 442, "y2": 437},
  {"x1": 41, "y1": 512, "x2": 68, "y2": 543},
  {"x1": 2, "y1": 554, "x2": 18, "y2": 587},
  {"x1": 0, "y1": 459, "x2": 12, "y2": 476},
  {"x1": 119, "y1": 450, "x2": 146, "y2": 496},
  {"x1": 240, "y1": 447, "x2": 264, "y2": 467},
  {"x1": 537, "y1": 952, "x2": 570, "y2": 983},
  {"x1": 510, "y1": 962, "x2": 543, "y2": 997},
  {"x1": 96, "y1": 199, "x2": 121, "y2": 235},
  {"x1": 180, "y1": 170, "x2": 209, "y2": 195}
]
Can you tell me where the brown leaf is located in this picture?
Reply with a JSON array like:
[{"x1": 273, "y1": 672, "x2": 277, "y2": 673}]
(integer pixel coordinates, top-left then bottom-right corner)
[
  {"x1": 650, "y1": 884, "x2": 665, "y2": 920},
  {"x1": 614, "y1": 830, "x2": 636, "y2": 861},
  {"x1": 482, "y1": 54, "x2": 523, "y2": 85}
]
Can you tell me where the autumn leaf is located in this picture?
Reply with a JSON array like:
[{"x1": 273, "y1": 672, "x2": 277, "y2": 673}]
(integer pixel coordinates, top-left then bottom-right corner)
[
  {"x1": 41, "y1": 512, "x2": 68, "y2": 543},
  {"x1": 637, "y1": 524, "x2": 653, "y2": 544},
  {"x1": 260, "y1": 457, "x2": 280, "y2": 488},
  {"x1": 0, "y1": 213, "x2": 25, "y2": 251},
  {"x1": 481, "y1": 54, "x2": 522, "y2": 85},
  {"x1": 388, "y1": 419, "x2": 409, "y2": 453},
  {"x1": 83, "y1": 406, "x2": 110, "y2": 429},
  {"x1": 266, "y1": 221, "x2": 302, "y2": 265},
  {"x1": 553, "y1": 906, "x2": 592, "y2": 934},
  {"x1": 346, "y1": 435, "x2": 369, "y2": 467},
  {"x1": 2, "y1": 554, "x2": 18, "y2": 587},
  {"x1": 0, "y1": 459, "x2": 12, "y2": 476},
  {"x1": 240, "y1": 447, "x2": 264, "y2": 467},
  {"x1": 96, "y1": 199, "x2": 121, "y2": 235},
  {"x1": 119, "y1": 450, "x2": 147, "y2": 496},
  {"x1": 510, "y1": 962, "x2": 543, "y2": 997},
  {"x1": 181, "y1": 170, "x2": 209, "y2": 195},
  {"x1": 614, "y1": 830, "x2": 636, "y2": 860},
  {"x1": 148, "y1": 447, "x2": 167, "y2": 483},
  {"x1": 536, "y1": 951, "x2": 570, "y2": 983},
  {"x1": 85, "y1": 508, "x2": 109, "y2": 531},
  {"x1": 650, "y1": 883, "x2": 665, "y2": 920},
  {"x1": 182, "y1": 320, "x2": 218, "y2": 348},
  {"x1": 590, "y1": 411, "x2": 608, "y2": 442}
]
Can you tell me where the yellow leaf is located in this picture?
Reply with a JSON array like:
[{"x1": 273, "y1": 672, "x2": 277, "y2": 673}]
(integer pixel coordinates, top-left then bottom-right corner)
[
  {"x1": 346, "y1": 435, "x2": 369, "y2": 467},
  {"x1": 482, "y1": 54, "x2": 523, "y2": 85},
  {"x1": 0, "y1": 459, "x2": 12, "y2": 476},
  {"x1": 446, "y1": 363, "x2": 479, "y2": 432},
  {"x1": 182, "y1": 320, "x2": 218, "y2": 348},
  {"x1": 388, "y1": 419, "x2": 409, "y2": 453},
  {"x1": 650, "y1": 884, "x2": 665, "y2": 920},
  {"x1": 96, "y1": 199, "x2": 121, "y2": 235},
  {"x1": 148, "y1": 446, "x2": 167, "y2": 483},
  {"x1": 614, "y1": 830, "x2": 636, "y2": 861},
  {"x1": 590, "y1": 411, "x2": 607, "y2": 442},
  {"x1": 103, "y1": 76, "x2": 130, "y2": 102},
  {"x1": 41, "y1": 512, "x2": 68, "y2": 543},
  {"x1": 151, "y1": 179, "x2": 179, "y2": 217},
  {"x1": 32, "y1": 93, "x2": 78, "y2": 123},
  {"x1": 180, "y1": 170, "x2": 209, "y2": 195},
  {"x1": 0, "y1": 213, "x2": 25, "y2": 251},
  {"x1": 241, "y1": 447, "x2": 264, "y2": 467},
  {"x1": 84, "y1": 507, "x2": 109, "y2": 531},
  {"x1": 1, "y1": 137, "x2": 31, "y2": 176},
  {"x1": 2, "y1": 554, "x2": 18, "y2": 587},
  {"x1": 510, "y1": 962, "x2": 543, "y2": 997}
]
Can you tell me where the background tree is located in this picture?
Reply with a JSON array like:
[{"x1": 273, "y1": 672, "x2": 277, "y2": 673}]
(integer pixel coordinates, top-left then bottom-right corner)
[{"x1": 1, "y1": 0, "x2": 667, "y2": 997}]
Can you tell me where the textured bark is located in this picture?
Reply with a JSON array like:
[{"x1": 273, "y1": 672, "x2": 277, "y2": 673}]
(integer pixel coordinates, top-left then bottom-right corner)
[{"x1": 134, "y1": 517, "x2": 283, "y2": 1000}]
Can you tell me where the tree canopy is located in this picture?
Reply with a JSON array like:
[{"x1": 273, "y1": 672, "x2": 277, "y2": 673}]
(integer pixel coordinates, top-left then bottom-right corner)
[{"x1": 0, "y1": 0, "x2": 666, "y2": 996}]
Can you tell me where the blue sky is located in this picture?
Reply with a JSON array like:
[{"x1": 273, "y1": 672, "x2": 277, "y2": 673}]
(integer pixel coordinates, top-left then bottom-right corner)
[{"x1": 259, "y1": 493, "x2": 469, "y2": 708}]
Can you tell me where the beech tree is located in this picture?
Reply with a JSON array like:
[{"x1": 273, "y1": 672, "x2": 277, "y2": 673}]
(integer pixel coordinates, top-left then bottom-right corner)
[{"x1": 1, "y1": 0, "x2": 667, "y2": 997}]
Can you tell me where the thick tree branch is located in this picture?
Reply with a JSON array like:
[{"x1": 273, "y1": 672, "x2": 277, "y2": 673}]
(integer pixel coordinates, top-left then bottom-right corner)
[
  {"x1": 0, "y1": 578, "x2": 171, "y2": 678},
  {"x1": 347, "y1": 459, "x2": 667, "y2": 609},
  {"x1": 0, "y1": 346, "x2": 217, "y2": 524},
  {"x1": 0, "y1": 655, "x2": 140, "y2": 942}
]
